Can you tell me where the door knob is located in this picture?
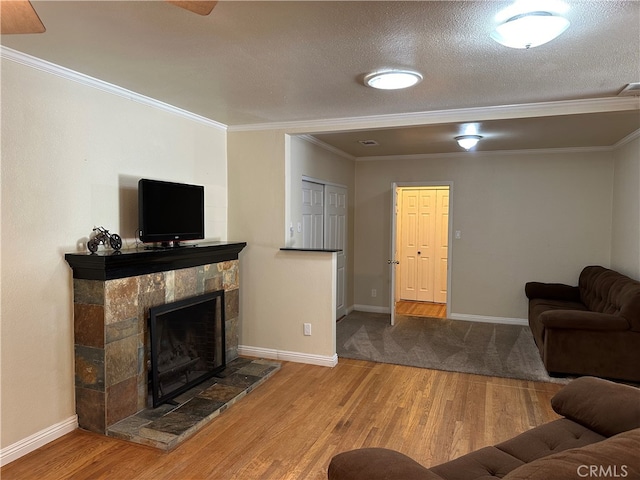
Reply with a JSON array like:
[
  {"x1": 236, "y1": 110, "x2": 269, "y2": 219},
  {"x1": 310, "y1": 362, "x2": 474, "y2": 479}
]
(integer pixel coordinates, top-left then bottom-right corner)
[
  {"x1": 417, "y1": 251, "x2": 421, "y2": 255},
  {"x1": 387, "y1": 260, "x2": 400, "y2": 265}
]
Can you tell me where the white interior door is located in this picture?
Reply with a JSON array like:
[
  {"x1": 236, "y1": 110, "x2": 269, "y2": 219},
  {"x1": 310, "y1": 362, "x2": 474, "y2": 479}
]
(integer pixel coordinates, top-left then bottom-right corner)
[
  {"x1": 400, "y1": 189, "x2": 437, "y2": 301},
  {"x1": 302, "y1": 180, "x2": 324, "y2": 249},
  {"x1": 399, "y1": 189, "x2": 419, "y2": 300},
  {"x1": 434, "y1": 189, "x2": 449, "y2": 303},
  {"x1": 325, "y1": 185, "x2": 347, "y2": 319},
  {"x1": 390, "y1": 184, "x2": 399, "y2": 326},
  {"x1": 398, "y1": 187, "x2": 449, "y2": 304}
]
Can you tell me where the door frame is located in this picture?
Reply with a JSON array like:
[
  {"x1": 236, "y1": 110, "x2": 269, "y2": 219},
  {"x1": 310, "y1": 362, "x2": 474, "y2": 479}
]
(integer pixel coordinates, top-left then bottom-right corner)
[{"x1": 390, "y1": 181, "x2": 454, "y2": 325}]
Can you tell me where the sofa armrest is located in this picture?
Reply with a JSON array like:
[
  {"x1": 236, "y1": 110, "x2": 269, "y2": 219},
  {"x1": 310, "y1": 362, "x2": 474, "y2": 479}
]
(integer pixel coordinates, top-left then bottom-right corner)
[
  {"x1": 539, "y1": 310, "x2": 630, "y2": 331},
  {"x1": 328, "y1": 448, "x2": 443, "y2": 480},
  {"x1": 525, "y1": 282, "x2": 581, "y2": 302},
  {"x1": 551, "y1": 377, "x2": 640, "y2": 437}
]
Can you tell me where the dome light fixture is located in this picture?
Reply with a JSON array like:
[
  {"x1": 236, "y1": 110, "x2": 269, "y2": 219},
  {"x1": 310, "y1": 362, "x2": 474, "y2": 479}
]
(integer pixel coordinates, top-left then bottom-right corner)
[
  {"x1": 455, "y1": 135, "x2": 483, "y2": 150},
  {"x1": 364, "y1": 69, "x2": 423, "y2": 90},
  {"x1": 491, "y1": 11, "x2": 570, "y2": 49}
]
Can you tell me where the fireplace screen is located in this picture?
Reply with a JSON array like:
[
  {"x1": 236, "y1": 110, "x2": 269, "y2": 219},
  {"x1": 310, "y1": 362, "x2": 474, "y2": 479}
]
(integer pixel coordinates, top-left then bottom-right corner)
[{"x1": 148, "y1": 290, "x2": 225, "y2": 408}]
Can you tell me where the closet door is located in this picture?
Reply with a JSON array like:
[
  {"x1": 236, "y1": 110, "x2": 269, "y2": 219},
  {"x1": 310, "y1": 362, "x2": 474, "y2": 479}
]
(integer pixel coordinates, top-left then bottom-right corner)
[
  {"x1": 400, "y1": 188, "x2": 447, "y2": 303},
  {"x1": 301, "y1": 180, "x2": 324, "y2": 249},
  {"x1": 433, "y1": 189, "x2": 449, "y2": 303},
  {"x1": 325, "y1": 185, "x2": 347, "y2": 319}
]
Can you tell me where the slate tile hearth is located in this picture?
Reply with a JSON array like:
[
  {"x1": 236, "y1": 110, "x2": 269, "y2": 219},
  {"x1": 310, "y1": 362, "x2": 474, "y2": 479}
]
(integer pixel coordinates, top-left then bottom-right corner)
[{"x1": 107, "y1": 357, "x2": 281, "y2": 450}]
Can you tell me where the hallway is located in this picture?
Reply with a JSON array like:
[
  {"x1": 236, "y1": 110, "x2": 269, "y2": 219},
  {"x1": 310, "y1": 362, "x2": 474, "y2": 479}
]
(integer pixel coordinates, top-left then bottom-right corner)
[{"x1": 395, "y1": 300, "x2": 446, "y2": 318}]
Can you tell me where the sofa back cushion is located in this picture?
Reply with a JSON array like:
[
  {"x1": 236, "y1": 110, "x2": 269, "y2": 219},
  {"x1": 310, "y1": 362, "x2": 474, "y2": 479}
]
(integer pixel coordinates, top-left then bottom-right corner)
[
  {"x1": 502, "y1": 428, "x2": 640, "y2": 480},
  {"x1": 579, "y1": 266, "x2": 640, "y2": 331},
  {"x1": 551, "y1": 377, "x2": 640, "y2": 437},
  {"x1": 496, "y1": 419, "x2": 604, "y2": 464}
]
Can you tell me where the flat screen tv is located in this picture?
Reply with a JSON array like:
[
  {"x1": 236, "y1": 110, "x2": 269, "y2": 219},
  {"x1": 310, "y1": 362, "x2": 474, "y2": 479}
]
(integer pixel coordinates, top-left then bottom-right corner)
[{"x1": 138, "y1": 178, "x2": 204, "y2": 246}]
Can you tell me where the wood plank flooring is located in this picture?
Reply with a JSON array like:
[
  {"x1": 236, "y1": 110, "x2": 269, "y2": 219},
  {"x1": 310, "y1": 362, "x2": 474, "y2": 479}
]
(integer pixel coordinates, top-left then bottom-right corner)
[
  {"x1": 1, "y1": 359, "x2": 564, "y2": 480},
  {"x1": 396, "y1": 300, "x2": 446, "y2": 318}
]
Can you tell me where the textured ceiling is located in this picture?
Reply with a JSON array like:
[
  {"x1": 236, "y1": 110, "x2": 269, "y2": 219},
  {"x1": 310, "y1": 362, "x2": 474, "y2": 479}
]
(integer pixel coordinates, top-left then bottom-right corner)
[{"x1": 1, "y1": 1, "x2": 639, "y2": 155}]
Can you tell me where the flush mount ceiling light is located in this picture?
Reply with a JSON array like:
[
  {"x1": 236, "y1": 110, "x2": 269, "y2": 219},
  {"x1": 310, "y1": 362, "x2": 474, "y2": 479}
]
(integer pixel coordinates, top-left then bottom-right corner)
[
  {"x1": 455, "y1": 135, "x2": 483, "y2": 150},
  {"x1": 364, "y1": 70, "x2": 423, "y2": 90},
  {"x1": 491, "y1": 11, "x2": 570, "y2": 49}
]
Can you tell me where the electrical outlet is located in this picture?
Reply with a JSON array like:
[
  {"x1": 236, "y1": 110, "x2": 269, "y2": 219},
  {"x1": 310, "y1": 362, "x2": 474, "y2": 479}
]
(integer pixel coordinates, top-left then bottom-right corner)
[
  {"x1": 303, "y1": 323, "x2": 312, "y2": 336},
  {"x1": 371, "y1": 289, "x2": 377, "y2": 297}
]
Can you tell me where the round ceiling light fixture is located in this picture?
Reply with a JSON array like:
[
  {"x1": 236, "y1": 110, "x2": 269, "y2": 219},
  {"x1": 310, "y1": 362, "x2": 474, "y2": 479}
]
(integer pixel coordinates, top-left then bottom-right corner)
[
  {"x1": 491, "y1": 11, "x2": 570, "y2": 49},
  {"x1": 455, "y1": 135, "x2": 483, "y2": 150},
  {"x1": 364, "y1": 69, "x2": 423, "y2": 90}
]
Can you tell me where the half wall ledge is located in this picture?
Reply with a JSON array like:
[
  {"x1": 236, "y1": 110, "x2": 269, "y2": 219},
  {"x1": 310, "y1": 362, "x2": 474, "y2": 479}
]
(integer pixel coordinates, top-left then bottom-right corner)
[{"x1": 279, "y1": 247, "x2": 341, "y2": 253}]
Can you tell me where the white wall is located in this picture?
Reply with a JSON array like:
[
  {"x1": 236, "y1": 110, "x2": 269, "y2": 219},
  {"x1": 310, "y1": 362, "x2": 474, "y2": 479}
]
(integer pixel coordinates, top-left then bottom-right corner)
[
  {"x1": 354, "y1": 150, "x2": 615, "y2": 320},
  {"x1": 0, "y1": 58, "x2": 227, "y2": 450},
  {"x1": 611, "y1": 135, "x2": 640, "y2": 279}
]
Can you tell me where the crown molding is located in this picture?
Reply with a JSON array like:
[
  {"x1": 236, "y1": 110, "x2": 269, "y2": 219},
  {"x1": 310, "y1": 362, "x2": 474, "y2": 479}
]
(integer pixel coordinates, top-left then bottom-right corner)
[
  {"x1": 0, "y1": 46, "x2": 227, "y2": 131},
  {"x1": 298, "y1": 132, "x2": 629, "y2": 163},
  {"x1": 228, "y1": 96, "x2": 640, "y2": 134},
  {"x1": 3, "y1": 45, "x2": 637, "y2": 148},
  {"x1": 297, "y1": 135, "x2": 356, "y2": 161},
  {"x1": 356, "y1": 145, "x2": 614, "y2": 162},
  {"x1": 613, "y1": 128, "x2": 640, "y2": 149}
]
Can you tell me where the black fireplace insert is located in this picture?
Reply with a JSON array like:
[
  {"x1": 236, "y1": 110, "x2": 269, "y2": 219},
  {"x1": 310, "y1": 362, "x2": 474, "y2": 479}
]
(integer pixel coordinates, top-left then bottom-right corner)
[{"x1": 148, "y1": 290, "x2": 225, "y2": 408}]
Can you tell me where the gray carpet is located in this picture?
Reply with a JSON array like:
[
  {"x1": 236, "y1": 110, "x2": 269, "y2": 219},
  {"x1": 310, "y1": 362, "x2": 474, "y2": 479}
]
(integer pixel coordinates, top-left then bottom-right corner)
[{"x1": 337, "y1": 311, "x2": 569, "y2": 384}]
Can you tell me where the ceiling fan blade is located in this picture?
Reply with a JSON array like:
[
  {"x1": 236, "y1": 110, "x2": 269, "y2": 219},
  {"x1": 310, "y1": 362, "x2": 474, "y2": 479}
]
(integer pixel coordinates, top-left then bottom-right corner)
[
  {"x1": 0, "y1": 0, "x2": 46, "y2": 34},
  {"x1": 166, "y1": 1, "x2": 218, "y2": 16}
]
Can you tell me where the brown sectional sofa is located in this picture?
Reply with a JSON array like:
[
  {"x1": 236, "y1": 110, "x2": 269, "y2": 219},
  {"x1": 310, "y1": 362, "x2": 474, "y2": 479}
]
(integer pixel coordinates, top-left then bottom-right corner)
[
  {"x1": 328, "y1": 377, "x2": 640, "y2": 480},
  {"x1": 525, "y1": 266, "x2": 640, "y2": 382}
]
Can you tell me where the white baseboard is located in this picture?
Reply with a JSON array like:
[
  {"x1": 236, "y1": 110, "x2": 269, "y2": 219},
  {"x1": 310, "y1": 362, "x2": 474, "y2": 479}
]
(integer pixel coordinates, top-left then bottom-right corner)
[
  {"x1": 351, "y1": 305, "x2": 527, "y2": 326},
  {"x1": 352, "y1": 304, "x2": 390, "y2": 314},
  {"x1": 238, "y1": 345, "x2": 338, "y2": 367},
  {"x1": 449, "y1": 313, "x2": 528, "y2": 326},
  {"x1": 0, "y1": 415, "x2": 78, "y2": 467}
]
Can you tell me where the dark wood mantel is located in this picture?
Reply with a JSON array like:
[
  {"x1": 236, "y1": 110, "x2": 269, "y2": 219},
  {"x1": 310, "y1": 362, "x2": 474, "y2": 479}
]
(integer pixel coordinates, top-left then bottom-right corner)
[{"x1": 65, "y1": 241, "x2": 247, "y2": 280}]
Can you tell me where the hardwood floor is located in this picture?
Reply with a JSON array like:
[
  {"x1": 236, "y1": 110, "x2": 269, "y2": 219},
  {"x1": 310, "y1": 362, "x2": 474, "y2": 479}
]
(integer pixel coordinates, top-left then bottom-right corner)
[
  {"x1": 396, "y1": 300, "x2": 447, "y2": 318},
  {"x1": 1, "y1": 359, "x2": 563, "y2": 480}
]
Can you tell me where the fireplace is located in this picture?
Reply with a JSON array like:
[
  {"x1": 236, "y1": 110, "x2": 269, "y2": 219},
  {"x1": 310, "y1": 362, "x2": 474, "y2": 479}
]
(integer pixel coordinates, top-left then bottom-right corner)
[
  {"x1": 66, "y1": 243, "x2": 284, "y2": 450},
  {"x1": 149, "y1": 290, "x2": 226, "y2": 408},
  {"x1": 65, "y1": 241, "x2": 246, "y2": 434}
]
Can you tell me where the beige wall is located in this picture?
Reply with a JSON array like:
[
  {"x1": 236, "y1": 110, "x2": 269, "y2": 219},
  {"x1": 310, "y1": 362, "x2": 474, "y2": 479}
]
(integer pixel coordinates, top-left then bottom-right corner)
[
  {"x1": 288, "y1": 135, "x2": 355, "y2": 310},
  {"x1": 0, "y1": 59, "x2": 227, "y2": 449},
  {"x1": 227, "y1": 130, "x2": 336, "y2": 360},
  {"x1": 611, "y1": 135, "x2": 640, "y2": 279},
  {"x1": 354, "y1": 150, "x2": 615, "y2": 319},
  {"x1": 3, "y1": 52, "x2": 637, "y2": 460}
]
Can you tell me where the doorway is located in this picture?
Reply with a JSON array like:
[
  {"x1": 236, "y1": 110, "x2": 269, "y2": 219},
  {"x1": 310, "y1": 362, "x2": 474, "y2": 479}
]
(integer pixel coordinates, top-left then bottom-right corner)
[{"x1": 390, "y1": 184, "x2": 452, "y2": 325}]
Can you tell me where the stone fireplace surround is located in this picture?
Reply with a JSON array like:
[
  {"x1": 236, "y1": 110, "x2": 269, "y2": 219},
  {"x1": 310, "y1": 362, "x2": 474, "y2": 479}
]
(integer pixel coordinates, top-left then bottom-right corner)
[{"x1": 65, "y1": 242, "x2": 246, "y2": 435}]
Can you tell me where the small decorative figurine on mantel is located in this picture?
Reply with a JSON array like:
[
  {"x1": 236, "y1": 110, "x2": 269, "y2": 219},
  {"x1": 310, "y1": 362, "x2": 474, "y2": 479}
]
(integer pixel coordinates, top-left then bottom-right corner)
[{"x1": 87, "y1": 226, "x2": 122, "y2": 253}]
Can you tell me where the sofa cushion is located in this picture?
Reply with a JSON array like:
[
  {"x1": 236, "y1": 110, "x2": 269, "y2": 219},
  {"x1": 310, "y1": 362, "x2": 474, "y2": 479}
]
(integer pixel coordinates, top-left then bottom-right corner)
[
  {"x1": 501, "y1": 428, "x2": 640, "y2": 480},
  {"x1": 551, "y1": 377, "x2": 640, "y2": 437},
  {"x1": 496, "y1": 419, "x2": 605, "y2": 463},
  {"x1": 429, "y1": 446, "x2": 524, "y2": 480}
]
